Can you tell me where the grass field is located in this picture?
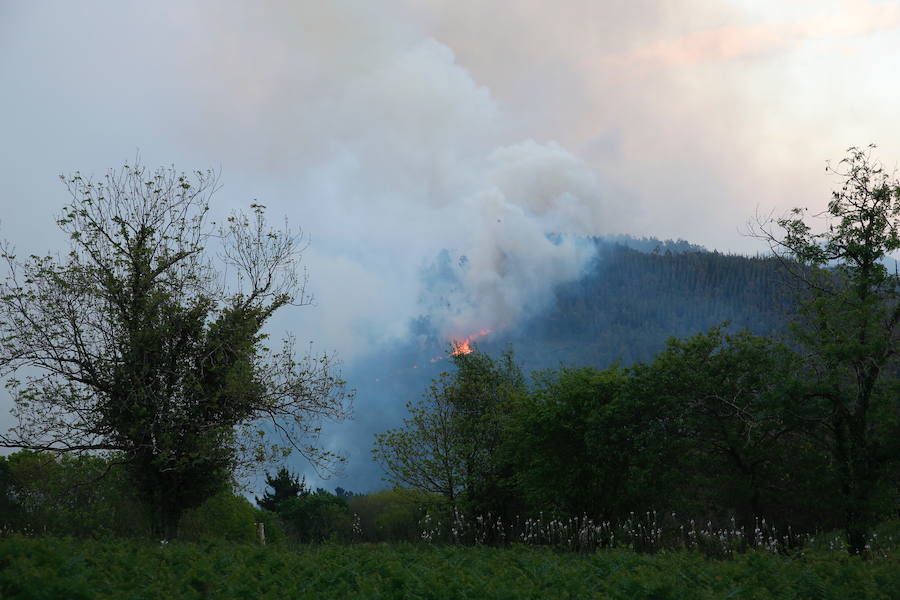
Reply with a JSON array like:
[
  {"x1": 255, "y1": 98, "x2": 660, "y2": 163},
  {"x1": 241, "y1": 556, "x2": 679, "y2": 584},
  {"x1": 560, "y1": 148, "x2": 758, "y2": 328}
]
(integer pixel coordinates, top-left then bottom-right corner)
[{"x1": 1, "y1": 536, "x2": 898, "y2": 599}]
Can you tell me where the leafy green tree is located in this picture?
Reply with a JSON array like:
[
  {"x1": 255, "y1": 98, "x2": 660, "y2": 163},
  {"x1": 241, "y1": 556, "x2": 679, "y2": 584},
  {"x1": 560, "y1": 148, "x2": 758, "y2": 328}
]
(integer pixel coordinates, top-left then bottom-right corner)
[
  {"x1": 372, "y1": 369, "x2": 465, "y2": 504},
  {"x1": 505, "y1": 327, "x2": 837, "y2": 533},
  {"x1": 504, "y1": 365, "x2": 633, "y2": 521},
  {"x1": 631, "y1": 328, "x2": 836, "y2": 531},
  {"x1": 278, "y1": 488, "x2": 352, "y2": 543},
  {"x1": 0, "y1": 163, "x2": 351, "y2": 537},
  {"x1": 372, "y1": 348, "x2": 525, "y2": 518},
  {"x1": 256, "y1": 467, "x2": 354, "y2": 543},
  {"x1": 178, "y1": 489, "x2": 259, "y2": 543},
  {"x1": 444, "y1": 348, "x2": 526, "y2": 519},
  {"x1": 757, "y1": 145, "x2": 900, "y2": 553}
]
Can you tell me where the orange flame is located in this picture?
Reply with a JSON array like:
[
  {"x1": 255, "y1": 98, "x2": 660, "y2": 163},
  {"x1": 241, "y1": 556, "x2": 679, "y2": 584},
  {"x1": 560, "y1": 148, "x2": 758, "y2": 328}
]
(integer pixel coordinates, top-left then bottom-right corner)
[
  {"x1": 428, "y1": 328, "x2": 493, "y2": 363},
  {"x1": 451, "y1": 340, "x2": 473, "y2": 356},
  {"x1": 450, "y1": 328, "x2": 492, "y2": 356}
]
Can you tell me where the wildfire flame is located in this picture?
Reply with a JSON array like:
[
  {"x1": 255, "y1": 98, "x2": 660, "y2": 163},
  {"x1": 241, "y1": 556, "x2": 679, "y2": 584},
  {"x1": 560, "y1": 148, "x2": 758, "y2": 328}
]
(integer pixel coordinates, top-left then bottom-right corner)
[
  {"x1": 450, "y1": 328, "x2": 492, "y2": 356},
  {"x1": 427, "y1": 328, "x2": 493, "y2": 363}
]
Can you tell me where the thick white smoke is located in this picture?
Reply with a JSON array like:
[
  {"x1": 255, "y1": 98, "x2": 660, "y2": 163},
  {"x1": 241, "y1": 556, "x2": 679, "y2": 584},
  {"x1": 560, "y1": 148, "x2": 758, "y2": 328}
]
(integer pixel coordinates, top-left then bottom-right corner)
[
  {"x1": 165, "y1": 1, "x2": 614, "y2": 353},
  {"x1": 427, "y1": 140, "x2": 601, "y2": 339}
]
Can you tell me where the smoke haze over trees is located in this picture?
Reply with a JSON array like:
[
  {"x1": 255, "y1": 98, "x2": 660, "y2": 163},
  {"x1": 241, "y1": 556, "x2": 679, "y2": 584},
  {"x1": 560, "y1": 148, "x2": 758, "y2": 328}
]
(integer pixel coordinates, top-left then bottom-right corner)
[
  {"x1": 1, "y1": 2, "x2": 899, "y2": 567},
  {"x1": 329, "y1": 236, "x2": 793, "y2": 492}
]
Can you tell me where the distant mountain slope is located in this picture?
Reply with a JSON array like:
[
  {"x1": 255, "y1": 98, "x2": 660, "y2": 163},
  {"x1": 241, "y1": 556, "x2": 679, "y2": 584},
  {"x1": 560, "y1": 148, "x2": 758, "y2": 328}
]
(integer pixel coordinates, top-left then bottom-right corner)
[
  {"x1": 478, "y1": 238, "x2": 791, "y2": 370},
  {"x1": 319, "y1": 237, "x2": 794, "y2": 491}
]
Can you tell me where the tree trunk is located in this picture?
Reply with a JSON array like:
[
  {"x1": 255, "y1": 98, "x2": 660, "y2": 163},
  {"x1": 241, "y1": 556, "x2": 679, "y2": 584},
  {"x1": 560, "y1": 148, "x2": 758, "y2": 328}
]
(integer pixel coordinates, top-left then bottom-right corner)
[
  {"x1": 153, "y1": 501, "x2": 183, "y2": 540},
  {"x1": 835, "y1": 408, "x2": 878, "y2": 557}
]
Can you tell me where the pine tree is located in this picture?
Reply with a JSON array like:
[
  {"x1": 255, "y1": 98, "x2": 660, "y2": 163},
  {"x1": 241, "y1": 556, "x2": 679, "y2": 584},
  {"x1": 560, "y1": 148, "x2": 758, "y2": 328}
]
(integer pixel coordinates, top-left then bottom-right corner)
[{"x1": 256, "y1": 467, "x2": 308, "y2": 512}]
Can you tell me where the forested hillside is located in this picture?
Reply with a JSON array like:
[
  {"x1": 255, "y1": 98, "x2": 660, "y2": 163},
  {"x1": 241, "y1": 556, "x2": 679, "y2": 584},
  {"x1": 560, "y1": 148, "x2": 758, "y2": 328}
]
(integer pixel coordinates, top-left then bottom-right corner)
[
  {"x1": 307, "y1": 237, "x2": 796, "y2": 494},
  {"x1": 472, "y1": 238, "x2": 790, "y2": 370}
]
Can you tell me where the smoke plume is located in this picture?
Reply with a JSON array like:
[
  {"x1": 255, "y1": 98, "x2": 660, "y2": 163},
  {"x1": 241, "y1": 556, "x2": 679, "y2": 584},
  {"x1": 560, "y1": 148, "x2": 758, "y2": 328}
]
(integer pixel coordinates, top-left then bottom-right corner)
[{"x1": 164, "y1": 1, "x2": 613, "y2": 352}]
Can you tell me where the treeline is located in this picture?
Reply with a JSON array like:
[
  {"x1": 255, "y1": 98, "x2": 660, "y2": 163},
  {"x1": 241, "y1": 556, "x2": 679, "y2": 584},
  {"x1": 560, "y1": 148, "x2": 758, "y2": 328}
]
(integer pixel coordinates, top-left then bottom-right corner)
[
  {"x1": 0, "y1": 451, "x2": 265, "y2": 542},
  {"x1": 374, "y1": 334, "x2": 897, "y2": 553},
  {"x1": 0, "y1": 451, "x2": 435, "y2": 546},
  {"x1": 2, "y1": 327, "x2": 896, "y2": 554}
]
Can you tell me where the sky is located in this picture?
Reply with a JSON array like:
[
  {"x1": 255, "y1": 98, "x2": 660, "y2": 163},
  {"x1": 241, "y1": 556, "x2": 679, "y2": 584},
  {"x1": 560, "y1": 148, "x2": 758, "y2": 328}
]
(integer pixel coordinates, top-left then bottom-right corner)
[{"x1": 2, "y1": 0, "x2": 900, "y2": 488}]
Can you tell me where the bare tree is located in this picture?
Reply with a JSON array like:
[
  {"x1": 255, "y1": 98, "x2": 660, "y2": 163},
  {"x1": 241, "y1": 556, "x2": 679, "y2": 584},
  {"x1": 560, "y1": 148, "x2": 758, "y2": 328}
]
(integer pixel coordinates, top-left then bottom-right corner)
[{"x1": 0, "y1": 162, "x2": 351, "y2": 537}]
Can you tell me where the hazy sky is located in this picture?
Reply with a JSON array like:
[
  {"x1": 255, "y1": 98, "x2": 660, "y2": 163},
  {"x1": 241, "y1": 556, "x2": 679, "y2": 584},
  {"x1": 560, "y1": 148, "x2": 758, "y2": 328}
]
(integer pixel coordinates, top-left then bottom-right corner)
[{"x1": 2, "y1": 1, "x2": 899, "y2": 478}]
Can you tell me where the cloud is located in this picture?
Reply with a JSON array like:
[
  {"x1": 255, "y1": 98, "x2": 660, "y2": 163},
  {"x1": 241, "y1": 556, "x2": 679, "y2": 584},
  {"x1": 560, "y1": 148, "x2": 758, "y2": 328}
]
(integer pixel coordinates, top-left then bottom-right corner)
[{"x1": 613, "y1": 0, "x2": 900, "y2": 67}]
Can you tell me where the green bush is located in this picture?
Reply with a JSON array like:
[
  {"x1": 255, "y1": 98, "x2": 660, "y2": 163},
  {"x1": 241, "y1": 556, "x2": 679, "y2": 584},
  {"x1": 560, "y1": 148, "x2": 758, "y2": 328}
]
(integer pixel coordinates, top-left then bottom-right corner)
[
  {"x1": 253, "y1": 508, "x2": 286, "y2": 545},
  {"x1": 278, "y1": 490, "x2": 352, "y2": 543},
  {"x1": 348, "y1": 488, "x2": 438, "y2": 542},
  {"x1": 0, "y1": 451, "x2": 150, "y2": 538},
  {"x1": 178, "y1": 491, "x2": 258, "y2": 543}
]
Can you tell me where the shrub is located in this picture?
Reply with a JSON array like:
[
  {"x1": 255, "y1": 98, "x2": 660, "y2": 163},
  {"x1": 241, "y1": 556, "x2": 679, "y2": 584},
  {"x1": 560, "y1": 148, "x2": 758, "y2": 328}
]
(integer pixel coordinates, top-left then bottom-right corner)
[
  {"x1": 0, "y1": 451, "x2": 149, "y2": 538},
  {"x1": 178, "y1": 491, "x2": 258, "y2": 543},
  {"x1": 348, "y1": 488, "x2": 439, "y2": 542},
  {"x1": 278, "y1": 490, "x2": 352, "y2": 543}
]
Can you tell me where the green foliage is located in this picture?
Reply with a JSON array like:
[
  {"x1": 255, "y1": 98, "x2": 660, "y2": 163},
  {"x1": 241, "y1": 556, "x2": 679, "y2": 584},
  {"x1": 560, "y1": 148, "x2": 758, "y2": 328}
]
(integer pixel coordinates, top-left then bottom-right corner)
[
  {"x1": 0, "y1": 457, "x2": 16, "y2": 532},
  {"x1": 373, "y1": 348, "x2": 526, "y2": 521},
  {"x1": 177, "y1": 491, "x2": 258, "y2": 543},
  {"x1": 277, "y1": 489, "x2": 352, "y2": 543},
  {"x1": 504, "y1": 365, "x2": 631, "y2": 520},
  {"x1": 0, "y1": 537, "x2": 897, "y2": 599},
  {"x1": 371, "y1": 379, "x2": 464, "y2": 502},
  {"x1": 347, "y1": 488, "x2": 439, "y2": 542},
  {"x1": 255, "y1": 467, "x2": 307, "y2": 512},
  {"x1": 0, "y1": 450, "x2": 149, "y2": 538},
  {"x1": 253, "y1": 506, "x2": 287, "y2": 545},
  {"x1": 627, "y1": 328, "x2": 839, "y2": 529},
  {"x1": 760, "y1": 145, "x2": 900, "y2": 553},
  {"x1": 254, "y1": 467, "x2": 352, "y2": 543},
  {"x1": 375, "y1": 324, "x2": 888, "y2": 543},
  {"x1": 0, "y1": 163, "x2": 350, "y2": 537}
]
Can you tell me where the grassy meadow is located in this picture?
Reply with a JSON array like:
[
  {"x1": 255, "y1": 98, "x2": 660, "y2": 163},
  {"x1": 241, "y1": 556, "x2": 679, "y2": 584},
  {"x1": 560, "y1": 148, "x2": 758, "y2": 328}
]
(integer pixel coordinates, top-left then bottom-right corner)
[{"x1": 1, "y1": 536, "x2": 898, "y2": 600}]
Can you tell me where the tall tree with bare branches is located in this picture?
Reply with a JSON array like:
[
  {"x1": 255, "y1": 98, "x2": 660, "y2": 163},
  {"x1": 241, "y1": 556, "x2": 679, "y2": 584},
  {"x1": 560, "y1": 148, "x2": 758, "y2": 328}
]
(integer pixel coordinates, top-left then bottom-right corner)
[{"x1": 0, "y1": 162, "x2": 351, "y2": 537}]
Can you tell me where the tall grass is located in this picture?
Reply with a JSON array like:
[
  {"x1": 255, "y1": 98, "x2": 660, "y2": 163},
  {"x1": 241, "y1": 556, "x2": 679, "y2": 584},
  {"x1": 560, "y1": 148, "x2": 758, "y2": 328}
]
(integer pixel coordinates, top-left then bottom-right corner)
[{"x1": 408, "y1": 509, "x2": 899, "y2": 558}]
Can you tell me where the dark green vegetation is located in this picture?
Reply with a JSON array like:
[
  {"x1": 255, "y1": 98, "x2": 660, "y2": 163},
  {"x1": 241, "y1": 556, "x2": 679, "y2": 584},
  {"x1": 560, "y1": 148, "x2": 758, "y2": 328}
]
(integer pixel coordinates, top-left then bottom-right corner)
[
  {"x1": 372, "y1": 335, "x2": 870, "y2": 552},
  {"x1": 1, "y1": 537, "x2": 898, "y2": 600},
  {"x1": 761, "y1": 146, "x2": 900, "y2": 555},
  {"x1": 376, "y1": 147, "x2": 900, "y2": 556},
  {"x1": 0, "y1": 163, "x2": 350, "y2": 537},
  {"x1": 0, "y1": 450, "x2": 267, "y2": 542},
  {"x1": 1, "y1": 149, "x2": 899, "y2": 598}
]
